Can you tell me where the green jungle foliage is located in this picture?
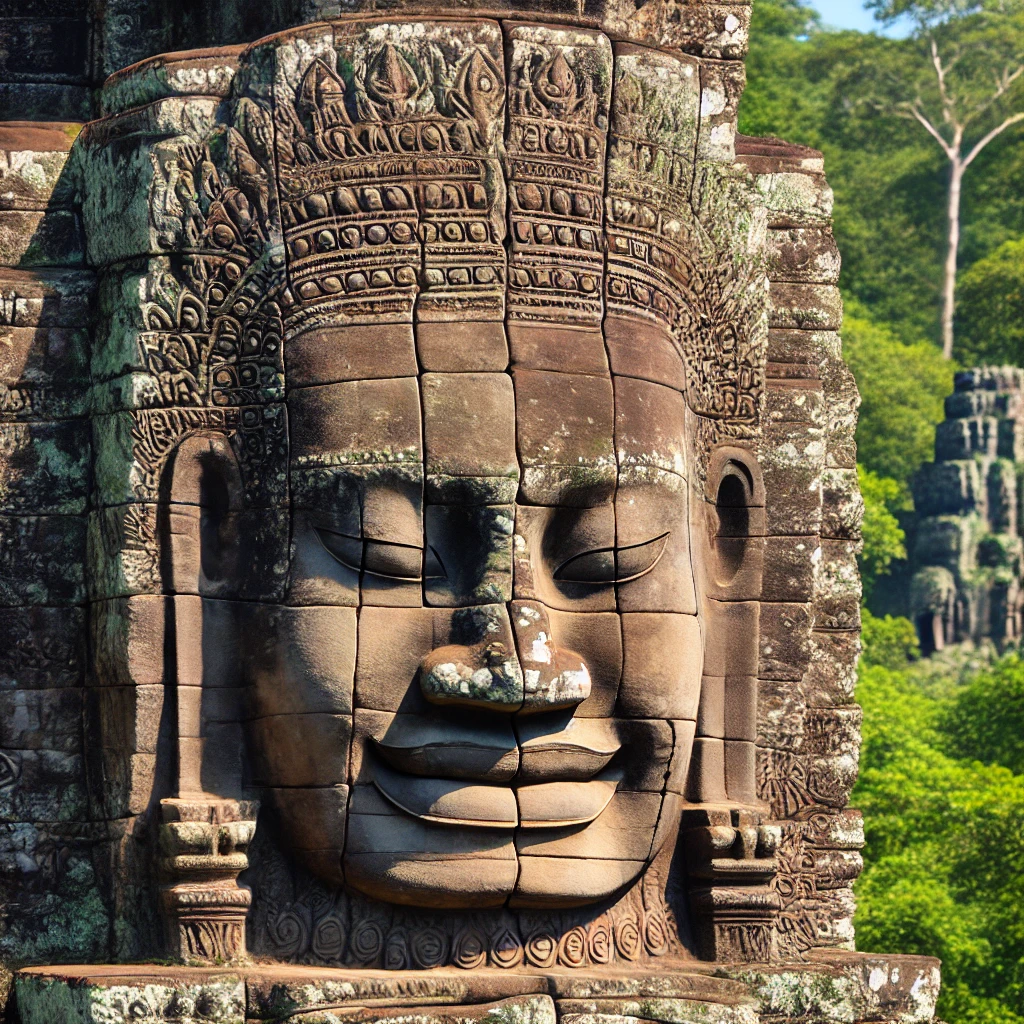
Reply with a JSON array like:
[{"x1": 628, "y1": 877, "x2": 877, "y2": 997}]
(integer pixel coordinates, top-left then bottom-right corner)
[
  {"x1": 958, "y1": 238, "x2": 1024, "y2": 367},
  {"x1": 843, "y1": 308, "x2": 954, "y2": 498},
  {"x1": 857, "y1": 616, "x2": 1024, "y2": 1022},
  {"x1": 857, "y1": 466, "x2": 907, "y2": 600},
  {"x1": 742, "y1": 3, "x2": 1024, "y2": 1021},
  {"x1": 741, "y1": 0, "x2": 1024, "y2": 354}
]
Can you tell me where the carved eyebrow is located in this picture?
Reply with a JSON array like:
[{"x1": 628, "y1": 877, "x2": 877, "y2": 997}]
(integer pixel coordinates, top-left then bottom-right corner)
[{"x1": 553, "y1": 532, "x2": 669, "y2": 585}]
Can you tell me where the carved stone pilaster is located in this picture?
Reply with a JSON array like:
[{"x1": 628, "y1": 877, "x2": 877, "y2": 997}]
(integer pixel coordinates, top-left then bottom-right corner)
[
  {"x1": 159, "y1": 797, "x2": 258, "y2": 962},
  {"x1": 682, "y1": 807, "x2": 782, "y2": 962}
]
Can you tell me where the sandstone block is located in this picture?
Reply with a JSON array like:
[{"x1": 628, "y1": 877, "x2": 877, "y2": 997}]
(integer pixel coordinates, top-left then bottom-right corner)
[
  {"x1": 619, "y1": 613, "x2": 701, "y2": 719},
  {"x1": 0, "y1": 605, "x2": 85, "y2": 689},
  {"x1": 0, "y1": 209, "x2": 84, "y2": 268},
  {"x1": 769, "y1": 283, "x2": 842, "y2": 332},
  {"x1": 749, "y1": 171, "x2": 833, "y2": 228},
  {"x1": 0, "y1": 513, "x2": 85, "y2": 606},
  {"x1": 759, "y1": 602, "x2": 814, "y2": 682},
  {"x1": 0, "y1": 420, "x2": 90, "y2": 513},
  {"x1": 0, "y1": 123, "x2": 78, "y2": 211},
  {"x1": 765, "y1": 226, "x2": 841, "y2": 284}
]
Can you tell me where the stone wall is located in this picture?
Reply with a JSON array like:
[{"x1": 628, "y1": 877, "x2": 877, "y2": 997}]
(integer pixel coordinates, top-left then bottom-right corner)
[{"x1": 0, "y1": 122, "x2": 107, "y2": 966}]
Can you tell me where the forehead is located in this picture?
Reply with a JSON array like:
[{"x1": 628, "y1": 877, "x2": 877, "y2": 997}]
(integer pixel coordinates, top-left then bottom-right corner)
[{"x1": 287, "y1": 323, "x2": 689, "y2": 510}]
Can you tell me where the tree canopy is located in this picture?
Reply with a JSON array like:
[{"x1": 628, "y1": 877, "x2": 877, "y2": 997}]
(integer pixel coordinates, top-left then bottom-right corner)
[{"x1": 741, "y1": 0, "x2": 1024, "y2": 353}]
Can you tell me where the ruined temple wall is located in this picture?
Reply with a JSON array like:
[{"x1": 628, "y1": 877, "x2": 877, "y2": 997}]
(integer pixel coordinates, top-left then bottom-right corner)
[
  {"x1": 912, "y1": 367, "x2": 1024, "y2": 650},
  {"x1": 0, "y1": 123, "x2": 105, "y2": 966},
  {"x1": 738, "y1": 138, "x2": 863, "y2": 956}
]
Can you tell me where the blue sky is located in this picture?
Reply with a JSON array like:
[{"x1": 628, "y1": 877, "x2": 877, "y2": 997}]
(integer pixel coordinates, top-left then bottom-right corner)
[{"x1": 809, "y1": 0, "x2": 913, "y2": 35}]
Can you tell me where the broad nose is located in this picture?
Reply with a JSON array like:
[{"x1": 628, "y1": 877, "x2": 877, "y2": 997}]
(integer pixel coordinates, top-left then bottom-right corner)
[
  {"x1": 511, "y1": 599, "x2": 591, "y2": 714},
  {"x1": 418, "y1": 601, "x2": 591, "y2": 713},
  {"x1": 419, "y1": 604, "x2": 523, "y2": 712}
]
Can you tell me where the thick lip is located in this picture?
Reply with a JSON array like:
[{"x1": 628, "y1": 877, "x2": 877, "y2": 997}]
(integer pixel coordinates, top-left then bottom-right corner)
[
  {"x1": 371, "y1": 759, "x2": 623, "y2": 829},
  {"x1": 372, "y1": 711, "x2": 621, "y2": 783},
  {"x1": 372, "y1": 714, "x2": 520, "y2": 782}
]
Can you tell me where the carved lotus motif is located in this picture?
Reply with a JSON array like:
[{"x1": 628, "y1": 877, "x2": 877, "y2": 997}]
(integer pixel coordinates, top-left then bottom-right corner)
[{"x1": 363, "y1": 44, "x2": 425, "y2": 120}]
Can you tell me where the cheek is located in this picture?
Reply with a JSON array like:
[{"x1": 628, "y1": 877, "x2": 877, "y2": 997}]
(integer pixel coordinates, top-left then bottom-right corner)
[{"x1": 247, "y1": 606, "x2": 356, "y2": 718}]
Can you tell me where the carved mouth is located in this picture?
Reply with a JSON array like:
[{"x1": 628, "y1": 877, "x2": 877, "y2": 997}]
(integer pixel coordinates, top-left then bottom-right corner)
[
  {"x1": 370, "y1": 759, "x2": 622, "y2": 829},
  {"x1": 372, "y1": 712, "x2": 620, "y2": 783}
]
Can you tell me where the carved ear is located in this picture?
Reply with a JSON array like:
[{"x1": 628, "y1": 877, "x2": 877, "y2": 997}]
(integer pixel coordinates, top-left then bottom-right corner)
[
  {"x1": 690, "y1": 446, "x2": 765, "y2": 807},
  {"x1": 160, "y1": 432, "x2": 246, "y2": 799},
  {"x1": 161, "y1": 432, "x2": 244, "y2": 596},
  {"x1": 704, "y1": 449, "x2": 765, "y2": 603}
]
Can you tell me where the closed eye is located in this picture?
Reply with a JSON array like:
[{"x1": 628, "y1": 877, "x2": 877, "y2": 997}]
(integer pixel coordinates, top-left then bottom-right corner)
[
  {"x1": 554, "y1": 532, "x2": 669, "y2": 585},
  {"x1": 314, "y1": 527, "x2": 447, "y2": 582}
]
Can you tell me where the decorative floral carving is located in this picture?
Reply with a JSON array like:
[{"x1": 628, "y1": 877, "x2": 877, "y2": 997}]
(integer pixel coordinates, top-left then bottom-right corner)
[
  {"x1": 614, "y1": 914, "x2": 643, "y2": 961},
  {"x1": 524, "y1": 929, "x2": 557, "y2": 968},
  {"x1": 349, "y1": 918, "x2": 386, "y2": 965},
  {"x1": 385, "y1": 927, "x2": 411, "y2": 970},
  {"x1": 587, "y1": 914, "x2": 613, "y2": 964},
  {"x1": 311, "y1": 907, "x2": 347, "y2": 961},
  {"x1": 643, "y1": 908, "x2": 672, "y2": 957},
  {"x1": 488, "y1": 926, "x2": 524, "y2": 969}
]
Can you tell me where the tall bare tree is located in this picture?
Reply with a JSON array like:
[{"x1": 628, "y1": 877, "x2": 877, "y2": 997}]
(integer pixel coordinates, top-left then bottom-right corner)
[{"x1": 869, "y1": 0, "x2": 1024, "y2": 358}]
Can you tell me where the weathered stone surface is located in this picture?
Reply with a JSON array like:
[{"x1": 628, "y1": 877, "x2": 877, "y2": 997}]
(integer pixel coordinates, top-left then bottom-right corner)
[
  {"x1": 814, "y1": 540, "x2": 861, "y2": 632},
  {"x1": 0, "y1": 420, "x2": 90, "y2": 513},
  {"x1": 741, "y1": 164, "x2": 834, "y2": 229},
  {"x1": 0, "y1": 124, "x2": 79, "y2": 211},
  {"x1": 0, "y1": 267, "x2": 94, "y2": 328},
  {"x1": 16, "y1": 971, "x2": 246, "y2": 1024},
  {"x1": 0, "y1": 514, "x2": 85, "y2": 605},
  {"x1": 723, "y1": 951, "x2": 940, "y2": 1023},
  {"x1": 101, "y1": 47, "x2": 243, "y2": 117},
  {"x1": 764, "y1": 227, "x2": 841, "y2": 285},
  {"x1": 0, "y1": 209, "x2": 84, "y2": 268},
  {"x1": 0, "y1": 83, "x2": 92, "y2": 123},
  {"x1": 77, "y1": 117, "x2": 222, "y2": 267},
  {"x1": 769, "y1": 284, "x2": 842, "y2": 332},
  {"x1": 0, "y1": 605, "x2": 85, "y2": 689}
]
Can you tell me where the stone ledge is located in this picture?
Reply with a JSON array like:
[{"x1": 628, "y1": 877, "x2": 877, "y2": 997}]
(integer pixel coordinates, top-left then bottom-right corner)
[{"x1": 14, "y1": 954, "x2": 940, "y2": 1024}]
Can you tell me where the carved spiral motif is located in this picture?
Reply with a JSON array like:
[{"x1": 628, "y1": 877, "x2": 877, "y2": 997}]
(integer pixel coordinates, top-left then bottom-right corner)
[
  {"x1": 643, "y1": 909, "x2": 671, "y2": 957},
  {"x1": 410, "y1": 926, "x2": 449, "y2": 969},
  {"x1": 489, "y1": 927, "x2": 524, "y2": 969},
  {"x1": 557, "y1": 926, "x2": 588, "y2": 968},
  {"x1": 587, "y1": 915, "x2": 613, "y2": 964},
  {"x1": 385, "y1": 928, "x2": 411, "y2": 970},
  {"x1": 349, "y1": 919, "x2": 385, "y2": 965},
  {"x1": 267, "y1": 904, "x2": 311, "y2": 958},
  {"x1": 452, "y1": 926, "x2": 487, "y2": 970},
  {"x1": 311, "y1": 909, "x2": 347, "y2": 961},
  {"x1": 614, "y1": 914, "x2": 642, "y2": 961},
  {"x1": 524, "y1": 930, "x2": 557, "y2": 968}
]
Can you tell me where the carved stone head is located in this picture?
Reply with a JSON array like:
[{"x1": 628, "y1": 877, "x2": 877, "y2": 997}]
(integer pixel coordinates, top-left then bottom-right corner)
[{"x1": 55, "y1": 0, "x2": 860, "y2": 970}]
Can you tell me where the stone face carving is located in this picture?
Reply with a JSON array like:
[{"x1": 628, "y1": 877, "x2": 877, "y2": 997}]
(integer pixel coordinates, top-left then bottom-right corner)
[
  {"x1": 0, "y1": 1, "x2": 895, "y2": 1009},
  {"x1": 912, "y1": 367, "x2": 1024, "y2": 652}
]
